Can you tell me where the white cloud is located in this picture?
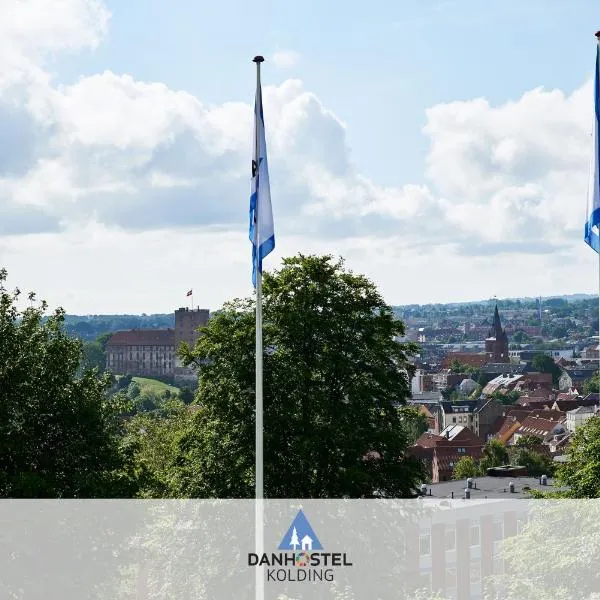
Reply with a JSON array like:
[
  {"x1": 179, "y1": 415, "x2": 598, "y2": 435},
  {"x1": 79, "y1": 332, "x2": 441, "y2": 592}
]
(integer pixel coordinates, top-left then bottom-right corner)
[
  {"x1": 271, "y1": 50, "x2": 301, "y2": 70},
  {"x1": 0, "y1": 0, "x2": 596, "y2": 311}
]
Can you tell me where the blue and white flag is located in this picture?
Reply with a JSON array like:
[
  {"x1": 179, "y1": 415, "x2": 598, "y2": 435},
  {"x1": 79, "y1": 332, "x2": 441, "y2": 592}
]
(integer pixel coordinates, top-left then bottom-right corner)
[
  {"x1": 585, "y1": 39, "x2": 600, "y2": 253},
  {"x1": 249, "y1": 74, "x2": 275, "y2": 286}
]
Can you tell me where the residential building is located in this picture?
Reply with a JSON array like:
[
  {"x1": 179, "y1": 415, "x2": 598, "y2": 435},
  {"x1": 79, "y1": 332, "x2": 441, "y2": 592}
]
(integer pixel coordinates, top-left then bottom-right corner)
[
  {"x1": 441, "y1": 352, "x2": 489, "y2": 370},
  {"x1": 512, "y1": 415, "x2": 566, "y2": 444},
  {"x1": 560, "y1": 366, "x2": 598, "y2": 390},
  {"x1": 434, "y1": 401, "x2": 478, "y2": 432},
  {"x1": 472, "y1": 398, "x2": 504, "y2": 440},
  {"x1": 566, "y1": 406, "x2": 599, "y2": 433},
  {"x1": 432, "y1": 445, "x2": 484, "y2": 483},
  {"x1": 582, "y1": 345, "x2": 599, "y2": 360},
  {"x1": 482, "y1": 373, "x2": 523, "y2": 395},
  {"x1": 412, "y1": 425, "x2": 484, "y2": 482}
]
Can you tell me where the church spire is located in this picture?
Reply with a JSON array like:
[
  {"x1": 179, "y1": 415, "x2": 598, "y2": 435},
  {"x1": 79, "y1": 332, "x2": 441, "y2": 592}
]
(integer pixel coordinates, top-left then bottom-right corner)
[{"x1": 493, "y1": 303, "x2": 503, "y2": 336}]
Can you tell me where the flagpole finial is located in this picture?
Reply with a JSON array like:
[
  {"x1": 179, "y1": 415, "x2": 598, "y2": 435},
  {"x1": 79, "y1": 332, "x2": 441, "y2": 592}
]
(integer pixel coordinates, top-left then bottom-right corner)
[
  {"x1": 595, "y1": 31, "x2": 600, "y2": 39},
  {"x1": 253, "y1": 56, "x2": 265, "y2": 63}
]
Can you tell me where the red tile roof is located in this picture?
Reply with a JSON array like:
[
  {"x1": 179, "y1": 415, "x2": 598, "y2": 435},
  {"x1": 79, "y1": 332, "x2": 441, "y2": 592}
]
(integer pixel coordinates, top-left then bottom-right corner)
[
  {"x1": 414, "y1": 433, "x2": 446, "y2": 448},
  {"x1": 107, "y1": 329, "x2": 175, "y2": 346},
  {"x1": 441, "y1": 352, "x2": 489, "y2": 369},
  {"x1": 517, "y1": 416, "x2": 565, "y2": 437},
  {"x1": 433, "y1": 446, "x2": 484, "y2": 473},
  {"x1": 516, "y1": 396, "x2": 552, "y2": 406}
]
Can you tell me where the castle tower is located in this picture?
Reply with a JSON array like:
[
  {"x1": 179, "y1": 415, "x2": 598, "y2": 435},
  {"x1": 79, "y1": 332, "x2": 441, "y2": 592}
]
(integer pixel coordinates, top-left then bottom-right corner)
[
  {"x1": 484, "y1": 304, "x2": 509, "y2": 363},
  {"x1": 174, "y1": 307, "x2": 210, "y2": 348}
]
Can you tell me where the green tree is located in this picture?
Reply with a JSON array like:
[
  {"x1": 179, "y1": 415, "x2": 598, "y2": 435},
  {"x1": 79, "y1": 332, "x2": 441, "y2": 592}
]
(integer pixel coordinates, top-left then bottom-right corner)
[
  {"x1": 96, "y1": 332, "x2": 113, "y2": 352},
  {"x1": 0, "y1": 269, "x2": 134, "y2": 498},
  {"x1": 509, "y1": 447, "x2": 554, "y2": 477},
  {"x1": 126, "y1": 380, "x2": 141, "y2": 399},
  {"x1": 175, "y1": 255, "x2": 426, "y2": 498},
  {"x1": 398, "y1": 406, "x2": 428, "y2": 445},
  {"x1": 583, "y1": 371, "x2": 600, "y2": 395},
  {"x1": 490, "y1": 389, "x2": 521, "y2": 405},
  {"x1": 515, "y1": 434, "x2": 542, "y2": 448},
  {"x1": 480, "y1": 439, "x2": 509, "y2": 472},
  {"x1": 452, "y1": 456, "x2": 479, "y2": 479},
  {"x1": 448, "y1": 360, "x2": 467, "y2": 374},
  {"x1": 179, "y1": 386, "x2": 195, "y2": 404},
  {"x1": 532, "y1": 353, "x2": 561, "y2": 386},
  {"x1": 81, "y1": 340, "x2": 105, "y2": 373},
  {"x1": 122, "y1": 400, "x2": 192, "y2": 497},
  {"x1": 556, "y1": 415, "x2": 600, "y2": 497},
  {"x1": 513, "y1": 330, "x2": 530, "y2": 344}
]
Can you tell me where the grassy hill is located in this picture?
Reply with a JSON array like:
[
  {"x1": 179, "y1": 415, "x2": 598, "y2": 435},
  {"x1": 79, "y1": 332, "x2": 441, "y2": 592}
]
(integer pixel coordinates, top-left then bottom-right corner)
[{"x1": 131, "y1": 377, "x2": 180, "y2": 396}]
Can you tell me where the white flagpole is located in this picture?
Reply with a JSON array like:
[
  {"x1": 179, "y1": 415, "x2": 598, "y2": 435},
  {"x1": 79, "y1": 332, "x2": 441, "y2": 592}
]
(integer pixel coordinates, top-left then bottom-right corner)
[
  {"x1": 594, "y1": 32, "x2": 600, "y2": 391},
  {"x1": 596, "y1": 32, "x2": 600, "y2": 392},
  {"x1": 253, "y1": 54, "x2": 265, "y2": 600}
]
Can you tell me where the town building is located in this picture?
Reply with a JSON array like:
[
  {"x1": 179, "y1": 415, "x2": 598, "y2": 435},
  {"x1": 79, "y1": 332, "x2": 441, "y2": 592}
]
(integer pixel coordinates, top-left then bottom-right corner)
[
  {"x1": 106, "y1": 307, "x2": 209, "y2": 384},
  {"x1": 559, "y1": 365, "x2": 598, "y2": 390},
  {"x1": 565, "y1": 406, "x2": 599, "y2": 433}
]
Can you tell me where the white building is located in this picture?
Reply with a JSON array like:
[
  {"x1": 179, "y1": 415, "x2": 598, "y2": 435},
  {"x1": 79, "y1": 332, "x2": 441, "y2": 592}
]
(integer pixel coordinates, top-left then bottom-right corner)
[
  {"x1": 566, "y1": 406, "x2": 599, "y2": 433},
  {"x1": 411, "y1": 368, "x2": 424, "y2": 394}
]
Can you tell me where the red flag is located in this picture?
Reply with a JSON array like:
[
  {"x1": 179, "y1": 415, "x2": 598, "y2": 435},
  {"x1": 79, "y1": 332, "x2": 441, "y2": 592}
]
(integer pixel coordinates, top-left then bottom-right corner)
[{"x1": 186, "y1": 289, "x2": 192, "y2": 297}]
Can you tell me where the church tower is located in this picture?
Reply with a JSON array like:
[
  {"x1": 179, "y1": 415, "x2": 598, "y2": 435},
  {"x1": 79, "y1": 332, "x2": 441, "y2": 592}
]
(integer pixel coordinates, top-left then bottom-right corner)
[{"x1": 484, "y1": 304, "x2": 509, "y2": 363}]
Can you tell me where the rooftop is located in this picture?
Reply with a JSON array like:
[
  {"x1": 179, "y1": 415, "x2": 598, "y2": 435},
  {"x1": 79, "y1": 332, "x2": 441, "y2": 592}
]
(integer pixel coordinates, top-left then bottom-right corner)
[
  {"x1": 107, "y1": 329, "x2": 175, "y2": 346},
  {"x1": 424, "y1": 476, "x2": 568, "y2": 499}
]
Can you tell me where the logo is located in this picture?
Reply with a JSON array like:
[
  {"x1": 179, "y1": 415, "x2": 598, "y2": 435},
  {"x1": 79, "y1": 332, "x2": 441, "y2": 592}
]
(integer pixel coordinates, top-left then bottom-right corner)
[{"x1": 247, "y1": 509, "x2": 353, "y2": 584}]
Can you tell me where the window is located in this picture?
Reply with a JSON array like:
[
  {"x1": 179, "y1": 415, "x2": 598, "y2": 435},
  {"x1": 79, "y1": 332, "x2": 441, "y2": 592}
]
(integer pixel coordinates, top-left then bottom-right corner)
[
  {"x1": 452, "y1": 417, "x2": 457, "y2": 423},
  {"x1": 419, "y1": 532, "x2": 431, "y2": 555},
  {"x1": 470, "y1": 524, "x2": 480, "y2": 546},
  {"x1": 470, "y1": 563, "x2": 481, "y2": 584},
  {"x1": 445, "y1": 528, "x2": 456, "y2": 551}
]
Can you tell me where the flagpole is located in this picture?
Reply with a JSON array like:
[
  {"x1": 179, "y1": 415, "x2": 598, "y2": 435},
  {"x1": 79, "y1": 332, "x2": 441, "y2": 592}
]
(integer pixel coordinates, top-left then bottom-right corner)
[
  {"x1": 590, "y1": 31, "x2": 600, "y2": 390},
  {"x1": 253, "y1": 53, "x2": 265, "y2": 600}
]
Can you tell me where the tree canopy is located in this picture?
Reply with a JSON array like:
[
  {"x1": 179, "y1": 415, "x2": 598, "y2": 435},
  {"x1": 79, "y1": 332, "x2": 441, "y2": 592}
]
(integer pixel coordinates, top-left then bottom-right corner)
[
  {"x1": 532, "y1": 353, "x2": 562, "y2": 386},
  {"x1": 583, "y1": 371, "x2": 600, "y2": 395},
  {"x1": 175, "y1": 255, "x2": 426, "y2": 498},
  {"x1": 0, "y1": 269, "x2": 134, "y2": 497},
  {"x1": 452, "y1": 456, "x2": 478, "y2": 480},
  {"x1": 479, "y1": 440, "x2": 509, "y2": 472},
  {"x1": 555, "y1": 415, "x2": 600, "y2": 497}
]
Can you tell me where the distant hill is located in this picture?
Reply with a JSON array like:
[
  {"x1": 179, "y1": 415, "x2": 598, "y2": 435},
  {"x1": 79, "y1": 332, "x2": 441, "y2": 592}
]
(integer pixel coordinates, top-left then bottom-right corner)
[
  {"x1": 59, "y1": 313, "x2": 174, "y2": 341},
  {"x1": 58, "y1": 293, "x2": 597, "y2": 341},
  {"x1": 393, "y1": 294, "x2": 597, "y2": 310}
]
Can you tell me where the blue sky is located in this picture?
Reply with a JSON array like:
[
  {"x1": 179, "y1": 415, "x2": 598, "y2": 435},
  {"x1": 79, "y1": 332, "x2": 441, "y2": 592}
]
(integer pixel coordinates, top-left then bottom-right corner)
[
  {"x1": 0, "y1": 0, "x2": 599, "y2": 313},
  {"x1": 55, "y1": 0, "x2": 598, "y2": 187}
]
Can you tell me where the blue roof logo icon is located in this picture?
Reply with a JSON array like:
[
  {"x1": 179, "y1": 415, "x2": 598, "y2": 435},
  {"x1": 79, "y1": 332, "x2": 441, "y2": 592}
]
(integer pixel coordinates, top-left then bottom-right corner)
[{"x1": 278, "y1": 509, "x2": 323, "y2": 551}]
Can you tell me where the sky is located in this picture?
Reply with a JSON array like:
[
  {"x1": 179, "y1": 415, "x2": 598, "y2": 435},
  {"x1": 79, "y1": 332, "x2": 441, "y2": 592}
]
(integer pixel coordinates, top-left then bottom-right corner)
[{"x1": 0, "y1": 0, "x2": 599, "y2": 314}]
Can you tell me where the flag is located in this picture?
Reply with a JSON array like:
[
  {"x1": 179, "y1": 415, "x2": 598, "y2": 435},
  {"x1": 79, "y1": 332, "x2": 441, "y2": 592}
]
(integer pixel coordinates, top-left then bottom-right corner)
[
  {"x1": 186, "y1": 289, "x2": 192, "y2": 297},
  {"x1": 585, "y1": 36, "x2": 600, "y2": 253},
  {"x1": 249, "y1": 70, "x2": 275, "y2": 287}
]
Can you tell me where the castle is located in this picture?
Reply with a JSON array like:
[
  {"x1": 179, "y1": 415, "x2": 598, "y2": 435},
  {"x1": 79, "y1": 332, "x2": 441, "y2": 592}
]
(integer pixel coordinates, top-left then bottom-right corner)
[{"x1": 106, "y1": 307, "x2": 209, "y2": 384}]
